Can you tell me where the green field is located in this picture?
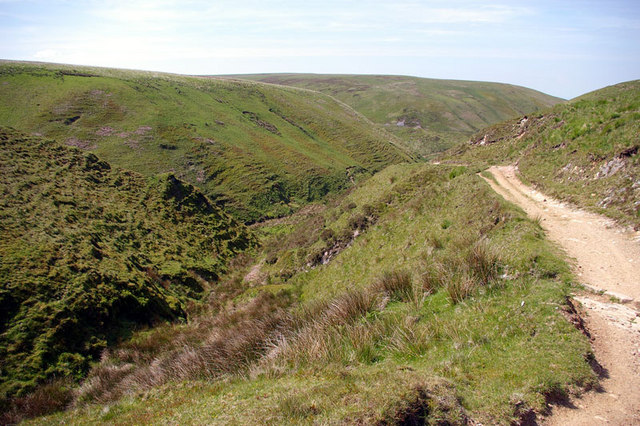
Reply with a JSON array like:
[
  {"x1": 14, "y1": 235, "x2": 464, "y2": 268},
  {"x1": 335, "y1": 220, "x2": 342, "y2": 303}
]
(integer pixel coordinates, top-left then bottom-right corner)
[
  {"x1": 230, "y1": 73, "x2": 563, "y2": 156},
  {"x1": 0, "y1": 62, "x2": 411, "y2": 223}
]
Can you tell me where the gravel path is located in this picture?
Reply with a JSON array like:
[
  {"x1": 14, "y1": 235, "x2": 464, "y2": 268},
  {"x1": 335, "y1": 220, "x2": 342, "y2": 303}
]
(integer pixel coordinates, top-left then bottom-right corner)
[{"x1": 482, "y1": 165, "x2": 640, "y2": 425}]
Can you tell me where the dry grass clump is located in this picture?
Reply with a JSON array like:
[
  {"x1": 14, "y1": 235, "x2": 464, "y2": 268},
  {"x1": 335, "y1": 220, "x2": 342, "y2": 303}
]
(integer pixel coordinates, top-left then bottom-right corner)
[
  {"x1": 0, "y1": 379, "x2": 73, "y2": 425},
  {"x1": 263, "y1": 288, "x2": 382, "y2": 368},
  {"x1": 373, "y1": 270, "x2": 413, "y2": 302},
  {"x1": 76, "y1": 292, "x2": 295, "y2": 404},
  {"x1": 424, "y1": 237, "x2": 502, "y2": 305},
  {"x1": 318, "y1": 289, "x2": 381, "y2": 326},
  {"x1": 445, "y1": 270, "x2": 480, "y2": 305},
  {"x1": 467, "y1": 237, "x2": 501, "y2": 286},
  {"x1": 387, "y1": 318, "x2": 432, "y2": 358},
  {"x1": 420, "y1": 262, "x2": 447, "y2": 295}
]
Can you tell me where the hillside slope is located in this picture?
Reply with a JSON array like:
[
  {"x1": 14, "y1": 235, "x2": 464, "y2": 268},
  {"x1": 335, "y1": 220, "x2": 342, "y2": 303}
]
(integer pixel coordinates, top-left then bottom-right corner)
[
  {"x1": 0, "y1": 128, "x2": 254, "y2": 403},
  {"x1": 0, "y1": 62, "x2": 411, "y2": 222},
  {"x1": 445, "y1": 80, "x2": 640, "y2": 228},
  {"x1": 230, "y1": 73, "x2": 563, "y2": 156},
  {"x1": 34, "y1": 163, "x2": 594, "y2": 425}
]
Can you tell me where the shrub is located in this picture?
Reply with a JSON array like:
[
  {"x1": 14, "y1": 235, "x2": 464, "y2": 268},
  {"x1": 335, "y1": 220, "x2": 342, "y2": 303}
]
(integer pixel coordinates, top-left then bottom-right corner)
[
  {"x1": 320, "y1": 228, "x2": 336, "y2": 242},
  {"x1": 362, "y1": 203, "x2": 375, "y2": 217},
  {"x1": 348, "y1": 214, "x2": 369, "y2": 231}
]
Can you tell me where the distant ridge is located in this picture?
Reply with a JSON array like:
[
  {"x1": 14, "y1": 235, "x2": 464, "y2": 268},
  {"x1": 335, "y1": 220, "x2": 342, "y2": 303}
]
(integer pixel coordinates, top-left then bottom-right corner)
[{"x1": 227, "y1": 73, "x2": 563, "y2": 156}]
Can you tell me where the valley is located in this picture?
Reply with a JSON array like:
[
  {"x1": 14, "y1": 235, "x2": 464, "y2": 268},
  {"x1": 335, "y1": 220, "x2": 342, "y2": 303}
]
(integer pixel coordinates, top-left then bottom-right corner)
[{"x1": 0, "y1": 60, "x2": 638, "y2": 424}]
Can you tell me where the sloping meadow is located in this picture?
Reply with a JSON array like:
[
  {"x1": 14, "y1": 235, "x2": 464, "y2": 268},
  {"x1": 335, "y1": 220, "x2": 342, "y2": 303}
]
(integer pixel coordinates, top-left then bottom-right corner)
[
  {"x1": 445, "y1": 80, "x2": 640, "y2": 228},
  {"x1": 39, "y1": 163, "x2": 596, "y2": 424}
]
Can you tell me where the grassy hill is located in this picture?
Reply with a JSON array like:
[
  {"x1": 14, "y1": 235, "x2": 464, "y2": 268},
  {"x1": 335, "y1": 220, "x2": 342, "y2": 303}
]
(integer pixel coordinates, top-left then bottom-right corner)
[
  {"x1": 1, "y1": 62, "x2": 615, "y2": 424},
  {"x1": 443, "y1": 80, "x2": 640, "y2": 228},
  {"x1": 29, "y1": 163, "x2": 594, "y2": 425},
  {"x1": 0, "y1": 127, "x2": 254, "y2": 407},
  {"x1": 0, "y1": 62, "x2": 411, "y2": 223},
  {"x1": 229, "y1": 74, "x2": 563, "y2": 156}
]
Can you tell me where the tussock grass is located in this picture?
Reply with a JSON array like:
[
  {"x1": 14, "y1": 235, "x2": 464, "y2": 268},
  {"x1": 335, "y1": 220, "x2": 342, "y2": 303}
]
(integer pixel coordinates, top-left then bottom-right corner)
[
  {"x1": 446, "y1": 270, "x2": 480, "y2": 305},
  {"x1": 373, "y1": 270, "x2": 413, "y2": 302}
]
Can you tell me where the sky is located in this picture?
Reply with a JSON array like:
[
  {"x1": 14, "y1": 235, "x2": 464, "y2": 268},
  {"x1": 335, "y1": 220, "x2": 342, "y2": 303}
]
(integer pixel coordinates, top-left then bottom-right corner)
[{"x1": 1, "y1": 0, "x2": 639, "y2": 99}]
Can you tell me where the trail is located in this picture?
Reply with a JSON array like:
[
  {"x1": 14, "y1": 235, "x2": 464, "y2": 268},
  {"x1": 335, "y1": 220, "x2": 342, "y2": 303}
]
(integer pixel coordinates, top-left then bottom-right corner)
[{"x1": 482, "y1": 166, "x2": 640, "y2": 425}]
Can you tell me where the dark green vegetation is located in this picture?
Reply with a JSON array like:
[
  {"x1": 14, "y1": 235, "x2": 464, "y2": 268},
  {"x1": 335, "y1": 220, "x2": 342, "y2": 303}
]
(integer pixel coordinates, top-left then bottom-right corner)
[
  {"x1": 446, "y1": 80, "x2": 640, "y2": 228},
  {"x1": 0, "y1": 62, "x2": 410, "y2": 223},
  {"x1": 32, "y1": 164, "x2": 595, "y2": 425},
  {"x1": 231, "y1": 73, "x2": 563, "y2": 156},
  {"x1": 0, "y1": 128, "x2": 254, "y2": 407}
]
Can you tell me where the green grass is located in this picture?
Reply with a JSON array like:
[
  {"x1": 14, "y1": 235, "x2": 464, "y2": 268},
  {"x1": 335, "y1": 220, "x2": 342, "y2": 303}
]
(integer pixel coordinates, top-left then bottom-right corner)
[
  {"x1": 230, "y1": 73, "x2": 563, "y2": 157},
  {"x1": 0, "y1": 128, "x2": 254, "y2": 405},
  {"x1": 32, "y1": 164, "x2": 595, "y2": 424},
  {"x1": 444, "y1": 80, "x2": 640, "y2": 228},
  {"x1": 0, "y1": 61, "x2": 411, "y2": 223},
  {"x1": 1, "y1": 61, "x2": 605, "y2": 424}
]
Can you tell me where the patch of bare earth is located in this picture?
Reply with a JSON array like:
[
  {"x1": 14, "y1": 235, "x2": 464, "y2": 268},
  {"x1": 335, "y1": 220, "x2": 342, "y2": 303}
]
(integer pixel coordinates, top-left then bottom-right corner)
[
  {"x1": 482, "y1": 166, "x2": 640, "y2": 425},
  {"x1": 65, "y1": 137, "x2": 96, "y2": 150},
  {"x1": 243, "y1": 262, "x2": 266, "y2": 286}
]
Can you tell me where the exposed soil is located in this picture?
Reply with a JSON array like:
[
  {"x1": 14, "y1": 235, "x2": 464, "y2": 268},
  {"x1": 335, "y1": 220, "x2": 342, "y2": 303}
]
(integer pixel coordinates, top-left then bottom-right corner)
[
  {"x1": 482, "y1": 165, "x2": 640, "y2": 425},
  {"x1": 64, "y1": 137, "x2": 96, "y2": 150},
  {"x1": 244, "y1": 262, "x2": 266, "y2": 286}
]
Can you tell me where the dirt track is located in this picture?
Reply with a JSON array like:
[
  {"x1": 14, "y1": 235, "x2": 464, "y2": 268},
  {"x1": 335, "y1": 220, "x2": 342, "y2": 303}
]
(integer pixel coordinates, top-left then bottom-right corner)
[{"x1": 482, "y1": 166, "x2": 640, "y2": 425}]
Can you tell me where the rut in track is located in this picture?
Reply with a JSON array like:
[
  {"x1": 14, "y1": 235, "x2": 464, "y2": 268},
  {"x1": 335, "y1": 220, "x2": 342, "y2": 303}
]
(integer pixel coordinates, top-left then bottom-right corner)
[{"x1": 482, "y1": 165, "x2": 640, "y2": 425}]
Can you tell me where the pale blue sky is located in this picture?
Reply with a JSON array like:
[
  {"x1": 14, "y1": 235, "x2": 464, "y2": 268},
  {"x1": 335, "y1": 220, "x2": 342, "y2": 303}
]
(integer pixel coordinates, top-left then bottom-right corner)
[{"x1": 1, "y1": 0, "x2": 639, "y2": 98}]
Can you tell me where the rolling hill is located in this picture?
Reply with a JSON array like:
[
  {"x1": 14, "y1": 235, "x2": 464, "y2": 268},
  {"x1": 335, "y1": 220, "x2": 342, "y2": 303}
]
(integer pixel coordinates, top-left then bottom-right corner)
[
  {"x1": 229, "y1": 73, "x2": 563, "y2": 156},
  {"x1": 0, "y1": 62, "x2": 411, "y2": 223},
  {"x1": 2, "y1": 62, "x2": 632, "y2": 424},
  {"x1": 444, "y1": 80, "x2": 640, "y2": 228}
]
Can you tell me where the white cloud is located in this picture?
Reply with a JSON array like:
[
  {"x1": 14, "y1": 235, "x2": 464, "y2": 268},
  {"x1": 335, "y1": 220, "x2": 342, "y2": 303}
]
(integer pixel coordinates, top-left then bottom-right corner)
[
  {"x1": 401, "y1": 5, "x2": 533, "y2": 24},
  {"x1": 33, "y1": 48, "x2": 59, "y2": 59}
]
